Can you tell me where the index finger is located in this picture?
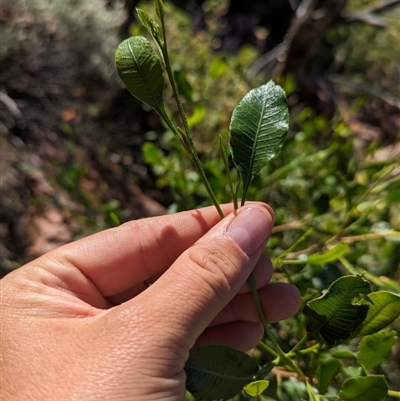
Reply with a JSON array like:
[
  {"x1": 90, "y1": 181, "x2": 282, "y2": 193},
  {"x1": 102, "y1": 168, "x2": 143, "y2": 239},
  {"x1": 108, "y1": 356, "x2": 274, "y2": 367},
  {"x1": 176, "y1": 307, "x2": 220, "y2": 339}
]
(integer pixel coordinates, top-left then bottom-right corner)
[{"x1": 39, "y1": 204, "x2": 238, "y2": 297}]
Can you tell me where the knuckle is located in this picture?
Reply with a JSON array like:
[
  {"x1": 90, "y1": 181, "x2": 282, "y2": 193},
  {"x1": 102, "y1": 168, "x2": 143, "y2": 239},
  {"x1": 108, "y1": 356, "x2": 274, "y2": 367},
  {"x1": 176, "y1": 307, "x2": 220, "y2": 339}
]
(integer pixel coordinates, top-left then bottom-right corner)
[{"x1": 185, "y1": 244, "x2": 236, "y2": 301}]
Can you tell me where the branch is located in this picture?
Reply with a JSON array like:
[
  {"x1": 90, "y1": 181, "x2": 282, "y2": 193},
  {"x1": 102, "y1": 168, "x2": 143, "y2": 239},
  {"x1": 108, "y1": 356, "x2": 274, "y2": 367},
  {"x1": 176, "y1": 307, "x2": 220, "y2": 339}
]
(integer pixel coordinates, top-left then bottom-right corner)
[{"x1": 342, "y1": 0, "x2": 400, "y2": 27}]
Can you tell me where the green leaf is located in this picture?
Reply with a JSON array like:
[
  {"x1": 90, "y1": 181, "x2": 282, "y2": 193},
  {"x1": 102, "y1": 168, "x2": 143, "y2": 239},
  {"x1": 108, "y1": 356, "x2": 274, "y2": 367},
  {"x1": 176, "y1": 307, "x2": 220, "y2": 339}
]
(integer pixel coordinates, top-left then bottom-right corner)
[
  {"x1": 315, "y1": 358, "x2": 342, "y2": 394},
  {"x1": 209, "y1": 56, "x2": 228, "y2": 78},
  {"x1": 115, "y1": 36, "x2": 165, "y2": 116},
  {"x1": 243, "y1": 380, "x2": 269, "y2": 397},
  {"x1": 187, "y1": 105, "x2": 206, "y2": 128},
  {"x1": 339, "y1": 375, "x2": 388, "y2": 401},
  {"x1": 307, "y1": 243, "x2": 349, "y2": 265},
  {"x1": 154, "y1": 0, "x2": 165, "y2": 20},
  {"x1": 303, "y1": 275, "x2": 371, "y2": 346},
  {"x1": 185, "y1": 344, "x2": 259, "y2": 401},
  {"x1": 136, "y1": 8, "x2": 162, "y2": 44},
  {"x1": 174, "y1": 70, "x2": 194, "y2": 103},
  {"x1": 229, "y1": 80, "x2": 289, "y2": 204},
  {"x1": 142, "y1": 142, "x2": 164, "y2": 166},
  {"x1": 355, "y1": 291, "x2": 400, "y2": 336},
  {"x1": 332, "y1": 346, "x2": 356, "y2": 359},
  {"x1": 357, "y1": 330, "x2": 397, "y2": 370}
]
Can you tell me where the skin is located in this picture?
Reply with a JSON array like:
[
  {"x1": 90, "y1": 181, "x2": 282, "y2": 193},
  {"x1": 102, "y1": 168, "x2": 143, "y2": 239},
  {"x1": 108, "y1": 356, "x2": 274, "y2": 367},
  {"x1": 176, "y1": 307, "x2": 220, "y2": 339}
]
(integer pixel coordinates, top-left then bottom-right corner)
[{"x1": 1, "y1": 202, "x2": 301, "y2": 401}]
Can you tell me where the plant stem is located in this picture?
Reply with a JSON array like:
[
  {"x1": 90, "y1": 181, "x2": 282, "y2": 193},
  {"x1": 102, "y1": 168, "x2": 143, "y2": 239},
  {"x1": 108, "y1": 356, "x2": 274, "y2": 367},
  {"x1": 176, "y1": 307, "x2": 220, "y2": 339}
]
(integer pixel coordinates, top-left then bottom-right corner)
[
  {"x1": 288, "y1": 335, "x2": 311, "y2": 355},
  {"x1": 247, "y1": 276, "x2": 310, "y2": 385},
  {"x1": 258, "y1": 340, "x2": 279, "y2": 359},
  {"x1": 388, "y1": 390, "x2": 400, "y2": 399},
  {"x1": 287, "y1": 343, "x2": 321, "y2": 358},
  {"x1": 158, "y1": 11, "x2": 224, "y2": 218}
]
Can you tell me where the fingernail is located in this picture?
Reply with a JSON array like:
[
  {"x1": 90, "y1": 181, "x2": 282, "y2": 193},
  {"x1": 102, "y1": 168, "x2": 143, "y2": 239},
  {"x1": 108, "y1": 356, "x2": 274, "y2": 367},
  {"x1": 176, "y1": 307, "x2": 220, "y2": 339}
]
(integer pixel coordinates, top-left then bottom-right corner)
[{"x1": 227, "y1": 207, "x2": 272, "y2": 256}]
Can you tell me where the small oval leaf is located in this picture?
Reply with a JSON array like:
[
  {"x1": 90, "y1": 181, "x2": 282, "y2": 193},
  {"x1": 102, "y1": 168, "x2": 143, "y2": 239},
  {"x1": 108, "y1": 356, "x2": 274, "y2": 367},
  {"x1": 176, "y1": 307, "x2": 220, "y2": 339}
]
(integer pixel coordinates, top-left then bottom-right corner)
[
  {"x1": 185, "y1": 344, "x2": 259, "y2": 401},
  {"x1": 229, "y1": 80, "x2": 289, "y2": 203},
  {"x1": 356, "y1": 330, "x2": 397, "y2": 370},
  {"x1": 115, "y1": 36, "x2": 165, "y2": 115},
  {"x1": 316, "y1": 358, "x2": 342, "y2": 394},
  {"x1": 339, "y1": 375, "x2": 388, "y2": 401},
  {"x1": 243, "y1": 380, "x2": 270, "y2": 397}
]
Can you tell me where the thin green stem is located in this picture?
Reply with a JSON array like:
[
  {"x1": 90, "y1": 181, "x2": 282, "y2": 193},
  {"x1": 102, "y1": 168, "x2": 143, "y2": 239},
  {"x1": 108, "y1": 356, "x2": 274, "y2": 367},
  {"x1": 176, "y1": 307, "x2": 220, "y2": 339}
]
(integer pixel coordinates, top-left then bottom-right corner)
[
  {"x1": 257, "y1": 340, "x2": 279, "y2": 359},
  {"x1": 219, "y1": 135, "x2": 238, "y2": 210},
  {"x1": 157, "y1": 12, "x2": 224, "y2": 218},
  {"x1": 273, "y1": 228, "x2": 313, "y2": 264},
  {"x1": 388, "y1": 390, "x2": 400, "y2": 399},
  {"x1": 247, "y1": 275, "x2": 310, "y2": 384},
  {"x1": 288, "y1": 334, "x2": 311, "y2": 355}
]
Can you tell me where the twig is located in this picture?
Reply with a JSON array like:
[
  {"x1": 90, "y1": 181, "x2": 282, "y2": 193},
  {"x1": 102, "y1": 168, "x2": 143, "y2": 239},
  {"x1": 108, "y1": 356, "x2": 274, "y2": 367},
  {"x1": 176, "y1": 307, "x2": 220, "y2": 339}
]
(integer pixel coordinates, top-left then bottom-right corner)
[{"x1": 342, "y1": 0, "x2": 400, "y2": 27}]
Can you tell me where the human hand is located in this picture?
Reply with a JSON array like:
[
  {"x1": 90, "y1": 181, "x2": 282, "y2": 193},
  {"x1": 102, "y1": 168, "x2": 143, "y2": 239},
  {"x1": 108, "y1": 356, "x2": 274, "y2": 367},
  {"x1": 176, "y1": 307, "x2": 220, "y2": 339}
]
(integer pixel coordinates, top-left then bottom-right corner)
[{"x1": 1, "y1": 203, "x2": 301, "y2": 401}]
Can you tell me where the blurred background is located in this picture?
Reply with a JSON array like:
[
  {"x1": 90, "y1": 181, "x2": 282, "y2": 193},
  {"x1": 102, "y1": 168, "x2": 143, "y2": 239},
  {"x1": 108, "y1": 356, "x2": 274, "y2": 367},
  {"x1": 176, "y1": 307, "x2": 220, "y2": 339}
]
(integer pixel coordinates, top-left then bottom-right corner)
[{"x1": 1, "y1": 0, "x2": 399, "y2": 398}]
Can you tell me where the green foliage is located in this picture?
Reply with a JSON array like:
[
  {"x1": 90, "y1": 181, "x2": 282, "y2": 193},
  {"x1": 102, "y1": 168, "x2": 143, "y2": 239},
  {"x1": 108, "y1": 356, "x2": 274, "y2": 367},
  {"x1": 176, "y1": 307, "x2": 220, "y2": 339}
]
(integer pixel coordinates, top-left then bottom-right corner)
[
  {"x1": 356, "y1": 291, "x2": 400, "y2": 336},
  {"x1": 229, "y1": 81, "x2": 289, "y2": 205},
  {"x1": 116, "y1": 36, "x2": 166, "y2": 116},
  {"x1": 328, "y1": 0, "x2": 400, "y2": 96},
  {"x1": 113, "y1": 1, "x2": 400, "y2": 400},
  {"x1": 303, "y1": 275, "x2": 371, "y2": 346},
  {"x1": 185, "y1": 345, "x2": 259, "y2": 401},
  {"x1": 356, "y1": 330, "x2": 398, "y2": 370},
  {"x1": 338, "y1": 375, "x2": 388, "y2": 401}
]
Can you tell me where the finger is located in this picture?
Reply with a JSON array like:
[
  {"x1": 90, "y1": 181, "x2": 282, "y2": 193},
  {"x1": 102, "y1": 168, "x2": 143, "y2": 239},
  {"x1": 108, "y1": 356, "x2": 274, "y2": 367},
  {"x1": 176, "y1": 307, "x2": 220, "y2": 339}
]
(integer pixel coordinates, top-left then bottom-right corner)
[
  {"x1": 194, "y1": 321, "x2": 264, "y2": 352},
  {"x1": 237, "y1": 254, "x2": 273, "y2": 294},
  {"x1": 107, "y1": 253, "x2": 273, "y2": 305},
  {"x1": 211, "y1": 282, "x2": 301, "y2": 326},
  {"x1": 115, "y1": 204, "x2": 275, "y2": 349},
  {"x1": 37, "y1": 203, "x2": 236, "y2": 298}
]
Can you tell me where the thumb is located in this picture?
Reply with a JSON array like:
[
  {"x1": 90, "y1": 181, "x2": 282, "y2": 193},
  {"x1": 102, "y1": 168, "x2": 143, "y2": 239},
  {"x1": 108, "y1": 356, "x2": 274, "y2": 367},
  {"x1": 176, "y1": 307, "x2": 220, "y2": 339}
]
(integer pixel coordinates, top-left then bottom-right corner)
[{"x1": 138, "y1": 203, "x2": 274, "y2": 349}]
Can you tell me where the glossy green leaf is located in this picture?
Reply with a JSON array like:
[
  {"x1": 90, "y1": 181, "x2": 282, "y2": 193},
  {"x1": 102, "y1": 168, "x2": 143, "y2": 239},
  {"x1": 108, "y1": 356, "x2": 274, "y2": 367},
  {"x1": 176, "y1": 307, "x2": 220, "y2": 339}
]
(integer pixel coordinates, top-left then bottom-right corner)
[
  {"x1": 243, "y1": 380, "x2": 270, "y2": 397},
  {"x1": 303, "y1": 275, "x2": 371, "y2": 346},
  {"x1": 355, "y1": 291, "x2": 400, "y2": 336},
  {"x1": 357, "y1": 330, "x2": 397, "y2": 370},
  {"x1": 115, "y1": 36, "x2": 165, "y2": 116},
  {"x1": 339, "y1": 375, "x2": 388, "y2": 401},
  {"x1": 229, "y1": 80, "x2": 289, "y2": 203},
  {"x1": 136, "y1": 8, "x2": 162, "y2": 43},
  {"x1": 307, "y1": 243, "x2": 349, "y2": 265},
  {"x1": 185, "y1": 344, "x2": 259, "y2": 401},
  {"x1": 315, "y1": 358, "x2": 342, "y2": 394}
]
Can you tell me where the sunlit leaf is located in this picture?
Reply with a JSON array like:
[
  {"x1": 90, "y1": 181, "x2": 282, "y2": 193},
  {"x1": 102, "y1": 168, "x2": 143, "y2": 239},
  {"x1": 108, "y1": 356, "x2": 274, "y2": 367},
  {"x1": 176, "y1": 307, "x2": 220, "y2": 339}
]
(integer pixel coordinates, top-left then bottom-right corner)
[
  {"x1": 209, "y1": 56, "x2": 228, "y2": 78},
  {"x1": 136, "y1": 8, "x2": 162, "y2": 44},
  {"x1": 115, "y1": 36, "x2": 165, "y2": 116},
  {"x1": 174, "y1": 70, "x2": 194, "y2": 103},
  {"x1": 339, "y1": 375, "x2": 388, "y2": 401},
  {"x1": 315, "y1": 358, "x2": 342, "y2": 393},
  {"x1": 307, "y1": 243, "x2": 349, "y2": 265},
  {"x1": 142, "y1": 142, "x2": 164, "y2": 166},
  {"x1": 355, "y1": 291, "x2": 400, "y2": 336},
  {"x1": 243, "y1": 380, "x2": 269, "y2": 397},
  {"x1": 185, "y1": 344, "x2": 258, "y2": 401},
  {"x1": 357, "y1": 330, "x2": 397, "y2": 370},
  {"x1": 154, "y1": 0, "x2": 165, "y2": 20},
  {"x1": 303, "y1": 275, "x2": 371, "y2": 346},
  {"x1": 187, "y1": 105, "x2": 206, "y2": 128},
  {"x1": 229, "y1": 80, "x2": 289, "y2": 204}
]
